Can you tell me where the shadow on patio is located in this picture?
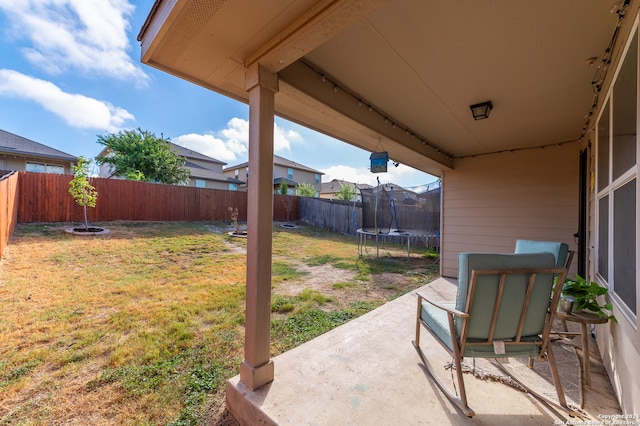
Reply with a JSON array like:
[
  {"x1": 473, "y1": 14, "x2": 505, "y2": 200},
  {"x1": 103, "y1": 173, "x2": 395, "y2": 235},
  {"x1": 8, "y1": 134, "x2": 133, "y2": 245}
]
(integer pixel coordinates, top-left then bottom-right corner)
[{"x1": 226, "y1": 278, "x2": 622, "y2": 425}]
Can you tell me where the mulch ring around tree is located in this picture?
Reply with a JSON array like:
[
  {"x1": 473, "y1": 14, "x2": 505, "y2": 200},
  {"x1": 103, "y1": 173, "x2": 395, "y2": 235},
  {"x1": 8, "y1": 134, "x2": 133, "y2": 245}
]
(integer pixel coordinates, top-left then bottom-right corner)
[{"x1": 65, "y1": 227, "x2": 110, "y2": 236}]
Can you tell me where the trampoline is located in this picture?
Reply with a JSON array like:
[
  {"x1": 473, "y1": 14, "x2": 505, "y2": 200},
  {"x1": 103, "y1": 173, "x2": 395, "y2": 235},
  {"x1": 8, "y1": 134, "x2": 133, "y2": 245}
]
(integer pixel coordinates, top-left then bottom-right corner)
[{"x1": 356, "y1": 181, "x2": 440, "y2": 259}]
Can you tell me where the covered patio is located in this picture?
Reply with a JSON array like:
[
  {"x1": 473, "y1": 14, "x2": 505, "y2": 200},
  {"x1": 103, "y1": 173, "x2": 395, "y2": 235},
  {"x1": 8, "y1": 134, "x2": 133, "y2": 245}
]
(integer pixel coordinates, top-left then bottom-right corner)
[
  {"x1": 226, "y1": 278, "x2": 621, "y2": 424},
  {"x1": 138, "y1": 0, "x2": 639, "y2": 422}
]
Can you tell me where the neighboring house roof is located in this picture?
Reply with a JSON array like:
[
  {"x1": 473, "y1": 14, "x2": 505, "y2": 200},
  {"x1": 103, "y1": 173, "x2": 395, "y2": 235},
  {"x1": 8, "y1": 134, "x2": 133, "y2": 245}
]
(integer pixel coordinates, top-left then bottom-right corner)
[
  {"x1": 224, "y1": 154, "x2": 324, "y2": 175},
  {"x1": 321, "y1": 179, "x2": 371, "y2": 194},
  {"x1": 171, "y1": 143, "x2": 226, "y2": 165},
  {"x1": 273, "y1": 177, "x2": 298, "y2": 186},
  {"x1": 185, "y1": 160, "x2": 243, "y2": 184},
  {"x1": 97, "y1": 141, "x2": 235, "y2": 184},
  {"x1": 97, "y1": 142, "x2": 226, "y2": 165},
  {"x1": 0, "y1": 129, "x2": 77, "y2": 162}
]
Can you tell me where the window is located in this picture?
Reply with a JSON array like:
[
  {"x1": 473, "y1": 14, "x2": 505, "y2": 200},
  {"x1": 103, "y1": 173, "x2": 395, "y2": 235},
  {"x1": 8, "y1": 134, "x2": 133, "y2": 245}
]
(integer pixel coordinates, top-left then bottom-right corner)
[
  {"x1": 195, "y1": 179, "x2": 206, "y2": 188},
  {"x1": 234, "y1": 169, "x2": 239, "y2": 178},
  {"x1": 26, "y1": 162, "x2": 46, "y2": 173},
  {"x1": 25, "y1": 162, "x2": 64, "y2": 174},
  {"x1": 315, "y1": 174, "x2": 320, "y2": 184},
  {"x1": 596, "y1": 28, "x2": 638, "y2": 318},
  {"x1": 287, "y1": 168, "x2": 293, "y2": 180},
  {"x1": 245, "y1": 167, "x2": 249, "y2": 180},
  {"x1": 229, "y1": 183, "x2": 238, "y2": 191}
]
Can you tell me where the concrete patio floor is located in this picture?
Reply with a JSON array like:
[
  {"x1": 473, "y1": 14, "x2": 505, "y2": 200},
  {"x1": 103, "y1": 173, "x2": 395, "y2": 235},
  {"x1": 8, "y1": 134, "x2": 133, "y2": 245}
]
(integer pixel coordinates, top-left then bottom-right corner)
[{"x1": 226, "y1": 278, "x2": 622, "y2": 425}]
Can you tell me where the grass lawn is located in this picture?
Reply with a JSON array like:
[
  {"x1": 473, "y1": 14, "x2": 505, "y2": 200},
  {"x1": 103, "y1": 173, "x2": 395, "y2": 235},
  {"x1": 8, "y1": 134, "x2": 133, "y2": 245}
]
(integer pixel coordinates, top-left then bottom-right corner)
[{"x1": 0, "y1": 221, "x2": 439, "y2": 425}]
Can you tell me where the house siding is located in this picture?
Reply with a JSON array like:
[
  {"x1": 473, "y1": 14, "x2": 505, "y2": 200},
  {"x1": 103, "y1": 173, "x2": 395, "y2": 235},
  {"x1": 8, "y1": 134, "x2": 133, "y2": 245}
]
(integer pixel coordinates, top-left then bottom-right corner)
[
  {"x1": 441, "y1": 145, "x2": 579, "y2": 278},
  {"x1": 187, "y1": 177, "x2": 233, "y2": 190},
  {"x1": 273, "y1": 165, "x2": 320, "y2": 194},
  {"x1": 0, "y1": 155, "x2": 73, "y2": 174}
]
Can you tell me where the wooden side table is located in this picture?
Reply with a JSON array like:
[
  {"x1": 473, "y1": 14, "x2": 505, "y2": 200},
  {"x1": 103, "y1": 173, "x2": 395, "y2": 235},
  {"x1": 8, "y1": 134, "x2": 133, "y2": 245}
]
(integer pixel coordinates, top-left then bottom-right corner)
[{"x1": 555, "y1": 311, "x2": 609, "y2": 387}]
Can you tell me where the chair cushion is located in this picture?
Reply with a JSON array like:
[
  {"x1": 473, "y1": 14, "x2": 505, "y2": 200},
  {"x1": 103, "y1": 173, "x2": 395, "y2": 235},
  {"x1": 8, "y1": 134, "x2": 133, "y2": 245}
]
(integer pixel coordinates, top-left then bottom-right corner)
[
  {"x1": 514, "y1": 239, "x2": 569, "y2": 268},
  {"x1": 456, "y1": 252, "x2": 556, "y2": 340},
  {"x1": 421, "y1": 301, "x2": 456, "y2": 353},
  {"x1": 420, "y1": 301, "x2": 541, "y2": 358}
]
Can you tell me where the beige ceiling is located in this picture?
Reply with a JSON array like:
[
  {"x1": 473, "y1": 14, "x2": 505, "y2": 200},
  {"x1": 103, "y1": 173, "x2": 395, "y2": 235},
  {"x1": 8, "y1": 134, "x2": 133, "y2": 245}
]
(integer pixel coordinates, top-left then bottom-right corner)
[{"x1": 139, "y1": 0, "x2": 620, "y2": 176}]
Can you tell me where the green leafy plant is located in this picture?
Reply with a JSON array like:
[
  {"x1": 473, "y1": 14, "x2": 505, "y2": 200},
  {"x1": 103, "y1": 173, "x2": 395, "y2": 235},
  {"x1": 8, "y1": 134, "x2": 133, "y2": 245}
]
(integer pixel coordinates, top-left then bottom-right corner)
[
  {"x1": 335, "y1": 183, "x2": 356, "y2": 201},
  {"x1": 95, "y1": 128, "x2": 190, "y2": 185},
  {"x1": 562, "y1": 275, "x2": 616, "y2": 321},
  {"x1": 277, "y1": 179, "x2": 289, "y2": 195},
  {"x1": 296, "y1": 182, "x2": 316, "y2": 197},
  {"x1": 68, "y1": 156, "x2": 98, "y2": 230}
]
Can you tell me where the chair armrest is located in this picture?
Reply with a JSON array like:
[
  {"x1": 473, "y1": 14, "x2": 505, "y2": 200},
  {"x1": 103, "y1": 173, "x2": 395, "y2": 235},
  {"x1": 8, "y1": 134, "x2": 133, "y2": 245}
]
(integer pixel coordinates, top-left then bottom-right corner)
[{"x1": 416, "y1": 291, "x2": 469, "y2": 318}]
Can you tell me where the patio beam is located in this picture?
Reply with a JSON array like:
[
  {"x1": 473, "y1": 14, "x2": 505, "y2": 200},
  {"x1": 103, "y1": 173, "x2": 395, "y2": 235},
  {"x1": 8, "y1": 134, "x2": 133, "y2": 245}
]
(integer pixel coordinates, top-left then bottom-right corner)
[
  {"x1": 279, "y1": 61, "x2": 454, "y2": 169},
  {"x1": 240, "y1": 64, "x2": 278, "y2": 390}
]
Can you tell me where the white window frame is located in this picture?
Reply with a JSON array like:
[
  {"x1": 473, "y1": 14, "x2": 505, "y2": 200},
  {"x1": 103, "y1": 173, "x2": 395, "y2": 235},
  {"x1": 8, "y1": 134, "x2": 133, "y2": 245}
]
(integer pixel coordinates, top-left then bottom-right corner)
[{"x1": 595, "y1": 18, "x2": 639, "y2": 326}]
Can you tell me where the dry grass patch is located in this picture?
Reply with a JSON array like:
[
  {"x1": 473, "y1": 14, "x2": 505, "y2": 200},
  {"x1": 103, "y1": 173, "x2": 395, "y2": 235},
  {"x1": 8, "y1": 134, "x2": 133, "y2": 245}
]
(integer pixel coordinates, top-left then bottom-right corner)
[{"x1": 0, "y1": 221, "x2": 438, "y2": 425}]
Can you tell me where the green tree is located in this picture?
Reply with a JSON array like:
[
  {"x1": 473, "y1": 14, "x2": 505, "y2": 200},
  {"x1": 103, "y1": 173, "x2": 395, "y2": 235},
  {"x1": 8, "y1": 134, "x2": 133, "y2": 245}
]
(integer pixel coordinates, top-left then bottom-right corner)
[
  {"x1": 277, "y1": 179, "x2": 289, "y2": 195},
  {"x1": 296, "y1": 182, "x2": 316, "y2": 197},
  {"x1": 335, "y1": 183, "x2": 356, "y2": 201},
  {"x1": 68, "y1": 157, "x2": 98, "y2": 230},
  {"x1": 95, "y1": 128, "x2": 190, "y2": 185}
]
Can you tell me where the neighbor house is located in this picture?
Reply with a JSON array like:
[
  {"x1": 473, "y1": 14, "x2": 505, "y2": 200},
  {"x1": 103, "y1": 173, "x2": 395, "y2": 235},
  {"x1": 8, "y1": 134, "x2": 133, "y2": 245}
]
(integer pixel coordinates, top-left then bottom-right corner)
[
  {"x1": 139, "y1": 0, "x2": 639, "y2": 417},
  {"x1": 319, "y1": 179, "x2": 371, "y2": 201},
  {"x1": 223, "y1": 154, "x2": 323, "y2": 195},
  {"x1": 97, "y1": 143, "x2": 243, "y2": 190},
  {"x1": 0, "y1": 129, "x2": 77, "y2": 174}
]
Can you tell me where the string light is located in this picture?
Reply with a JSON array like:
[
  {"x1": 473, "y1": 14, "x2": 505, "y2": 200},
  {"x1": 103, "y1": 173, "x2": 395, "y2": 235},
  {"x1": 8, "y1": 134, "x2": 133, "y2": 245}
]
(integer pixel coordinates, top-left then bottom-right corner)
[
  {"x1": 455, "y1": 139, "x2": 579, "y2": 159},
  {"x1": 302, "y1": 62, "x2": 454, "y2": 160},
  {"x1": 580, "y1": 0, "x2": 629, "y2": 140}
]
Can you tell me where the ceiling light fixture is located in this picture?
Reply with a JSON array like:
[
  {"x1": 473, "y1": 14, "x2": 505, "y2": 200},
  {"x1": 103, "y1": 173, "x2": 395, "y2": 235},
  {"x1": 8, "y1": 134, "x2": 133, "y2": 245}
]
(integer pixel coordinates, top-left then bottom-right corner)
[{"x1": 469, "y1": 101, "x2": 493, "y2": 120}]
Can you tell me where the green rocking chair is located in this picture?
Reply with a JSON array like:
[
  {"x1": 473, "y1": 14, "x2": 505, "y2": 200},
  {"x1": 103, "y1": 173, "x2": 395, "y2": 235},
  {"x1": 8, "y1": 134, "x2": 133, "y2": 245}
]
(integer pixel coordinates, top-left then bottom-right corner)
[{"x1": 413, "y1": 252, "x2": 568, "y2": 417}]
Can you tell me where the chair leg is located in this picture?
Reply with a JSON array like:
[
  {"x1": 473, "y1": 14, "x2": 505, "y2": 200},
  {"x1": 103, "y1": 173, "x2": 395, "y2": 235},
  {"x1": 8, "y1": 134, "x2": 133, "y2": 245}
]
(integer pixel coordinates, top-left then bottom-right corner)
[
  {"x1": 546, "y1": 342, "x2": 568, "y2": 408},
  {"x1": 452, "y1": 352, "x2": 473, "y2": 417},
  {"x1": 413, "y1": 326, "x2": 475, "y2": 417},
  {"x1": 414, "y1": 297, "x2": 422, "y2": 347}
]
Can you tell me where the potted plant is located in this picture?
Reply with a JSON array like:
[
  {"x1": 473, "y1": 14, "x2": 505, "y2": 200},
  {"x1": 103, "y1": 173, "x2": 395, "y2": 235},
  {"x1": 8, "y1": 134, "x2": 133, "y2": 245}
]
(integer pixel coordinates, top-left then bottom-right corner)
[{"x1": 561, "y1": 275, "x2": 616, "y2": 322}]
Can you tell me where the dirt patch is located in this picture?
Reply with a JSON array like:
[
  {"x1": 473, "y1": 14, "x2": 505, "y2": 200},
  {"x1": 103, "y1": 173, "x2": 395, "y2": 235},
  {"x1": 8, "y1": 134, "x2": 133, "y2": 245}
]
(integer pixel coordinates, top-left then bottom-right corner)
[{"x1": 272, "y1": 259, "x2": 425, "y2": 306}]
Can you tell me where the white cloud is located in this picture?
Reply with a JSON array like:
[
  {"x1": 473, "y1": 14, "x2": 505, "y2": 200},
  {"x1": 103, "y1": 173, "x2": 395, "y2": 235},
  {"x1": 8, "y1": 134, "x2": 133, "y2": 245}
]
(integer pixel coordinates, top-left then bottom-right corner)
[
  {"x1": 172, "y1": 133, "x2": 238, "y2": 163},
  {"x1": 321, "y1": 165, "x2": 379, "y2": 186},
  {"x1": 0, "y1": 69, "x2": 134, "y2": 131},
  {"x1": 275, "y1": 126, "x2": 301, "y2": 152},
  {"x1": 321, "y1": 163, "x2": 435, "y2": 188},
  {"x1": 219, "y1": 118, "x2": 249, "y2": 159},
  {"x1": 0, "y1": 0, "x2": 149, "y2": 86},
  {"x1": 174, "y1": 118, "x2": 301, "y2": 164}
]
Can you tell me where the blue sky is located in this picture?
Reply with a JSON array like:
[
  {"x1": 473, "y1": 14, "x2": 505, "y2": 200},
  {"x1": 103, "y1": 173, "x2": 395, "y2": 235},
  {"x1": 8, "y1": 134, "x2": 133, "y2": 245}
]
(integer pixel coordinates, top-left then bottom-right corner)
[{"x1": 0, "y1": 0, "x2": 437, "y2": 189}]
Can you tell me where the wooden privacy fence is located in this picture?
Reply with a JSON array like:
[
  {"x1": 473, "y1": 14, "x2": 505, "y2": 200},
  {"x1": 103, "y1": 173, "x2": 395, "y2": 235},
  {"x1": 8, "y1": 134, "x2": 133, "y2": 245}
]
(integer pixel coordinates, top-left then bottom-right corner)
[
  {"x1": 300, "y1": 196, "x2": 440, "y2": 247},
  {"x1": 300, "y1": 197, "x2": 361, "y2": 236},
  {"x1": 0, "y1": 172, "x2": 19, "y2": 258},
  {"x1": 17, "y1": 171, "x2": 298, "y2": 223}
]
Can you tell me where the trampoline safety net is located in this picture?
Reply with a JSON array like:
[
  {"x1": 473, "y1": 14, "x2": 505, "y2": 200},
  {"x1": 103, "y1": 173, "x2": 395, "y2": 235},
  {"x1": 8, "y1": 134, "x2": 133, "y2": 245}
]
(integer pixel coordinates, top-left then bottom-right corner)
[{"x1": 359, "y1": 184, "x2": 440, "y2": 237}]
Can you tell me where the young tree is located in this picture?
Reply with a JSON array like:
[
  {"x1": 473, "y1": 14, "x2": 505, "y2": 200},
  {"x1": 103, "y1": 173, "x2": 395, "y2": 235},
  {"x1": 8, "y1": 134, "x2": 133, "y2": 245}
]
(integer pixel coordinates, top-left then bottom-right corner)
[
  {"x1": 68, "y1": 157, "x2": 98, "y2": 230},
  {"x1": 335, "y1": 183, "x2": 356, "y2": 201},
  {"x1": 96, "y1": 128, "x2": 190, "y2": 185},
  {"x1": 296, "y1": 182, "x2": 316, "y2": 197},
  {"x1": 277, "y1": 179, "x2": 289, "y2": 195}
]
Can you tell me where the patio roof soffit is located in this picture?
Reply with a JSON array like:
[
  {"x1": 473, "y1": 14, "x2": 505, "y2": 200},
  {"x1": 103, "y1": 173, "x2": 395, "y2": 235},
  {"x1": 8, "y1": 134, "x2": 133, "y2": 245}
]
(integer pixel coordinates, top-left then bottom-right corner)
[
  {"x1": 244, "y1": 0, "x2": 391, "y2": 73},
  {"x1": 279, "y1": 61, "x2": 454, "y2": 168}
]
